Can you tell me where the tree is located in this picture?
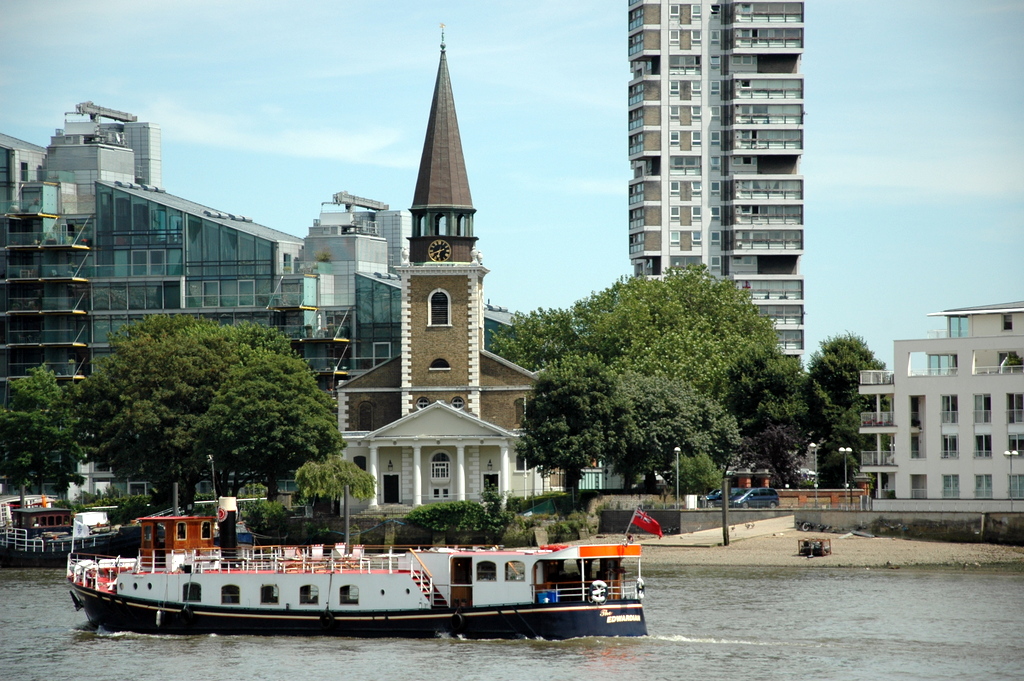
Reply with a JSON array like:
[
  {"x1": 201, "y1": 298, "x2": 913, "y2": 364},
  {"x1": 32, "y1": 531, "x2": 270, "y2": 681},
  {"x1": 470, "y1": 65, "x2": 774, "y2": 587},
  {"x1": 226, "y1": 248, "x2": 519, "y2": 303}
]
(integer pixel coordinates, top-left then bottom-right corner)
[
  {"x1": 613, "y1": 373, "x2": 740, "y2": 492},
  {"x1": 73, "y1": 316, "x2": 336, "y2": 507},
  {"x1": 0, "y1": 367, "x2": 83, "y2": 495},
  {"x1": 517, "y1": 355, "x2": 631, "y2": 495},
  {"x1": 804, "y1": 333, "x2": 885, "y2": 487},
  {"x1": 492, "y1": 266, "x2": 778, "y2": 398},
  {"x1": 194, "y1": 347, "x2": 343, "y2": 500},
  {"x1": 676, "y1": 452, "x2": 722, "y2": 496},
  {"x1": 736, "y1": 423, "x2": 805, "y2": 488},
  {"x1": 295, "y1": 456, "x2": 376, "y2": 501}
]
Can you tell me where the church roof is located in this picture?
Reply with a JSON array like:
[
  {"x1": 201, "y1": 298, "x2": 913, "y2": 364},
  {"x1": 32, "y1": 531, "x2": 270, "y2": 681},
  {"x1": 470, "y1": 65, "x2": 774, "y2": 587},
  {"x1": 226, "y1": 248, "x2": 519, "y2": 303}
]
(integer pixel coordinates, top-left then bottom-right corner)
[{"x1": 411, "y1": 46, "x2": 473, "y2": 211}]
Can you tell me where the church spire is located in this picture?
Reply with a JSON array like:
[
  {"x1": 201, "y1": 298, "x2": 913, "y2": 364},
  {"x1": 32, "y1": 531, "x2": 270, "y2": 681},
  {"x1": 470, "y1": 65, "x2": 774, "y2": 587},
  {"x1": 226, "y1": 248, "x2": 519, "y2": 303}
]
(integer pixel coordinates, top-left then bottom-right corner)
[{"x1": 408, "y1": 36, "x2": 477, "y2": 264}]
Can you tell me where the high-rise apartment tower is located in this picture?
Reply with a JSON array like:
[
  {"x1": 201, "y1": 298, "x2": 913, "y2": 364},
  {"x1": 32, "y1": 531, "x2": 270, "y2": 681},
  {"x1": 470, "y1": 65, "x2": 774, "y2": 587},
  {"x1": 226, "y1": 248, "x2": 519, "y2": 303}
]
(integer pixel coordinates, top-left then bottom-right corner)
[{"x1": 628, "y1": 1, "x2": 805, "y2": 353}]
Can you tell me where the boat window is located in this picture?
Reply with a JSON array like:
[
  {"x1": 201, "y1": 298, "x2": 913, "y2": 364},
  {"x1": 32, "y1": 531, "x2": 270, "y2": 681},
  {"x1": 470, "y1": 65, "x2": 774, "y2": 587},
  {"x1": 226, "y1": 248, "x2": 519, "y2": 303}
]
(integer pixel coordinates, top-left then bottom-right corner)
[
  {"x1": 299, "y1": 585, "x2": 319, "y2": 605},
  {"x1": 201, "y1": 522, "x2": 212, "y2": 539},
  {"x1": 144, "y1": 525, "x2": 152, "y2": 542},
  {"x1": 476, "y1": 561, "x2": 497, "y2": 582},
  {"x1": 261, "y1": 584, "x2": 279, "y2": 604},
  {"x1": 505, "y1": 561, "x2": 525, "y2": 582},
  {"x1": 339, "y1": 585, "x2": 359, "y2": 604},
  {"x1": 177, "y1": 522, "x2": 187, "y2": 540},
  {"x1": 221, "y1": 585, "x2": 240, "y2": 604},
  {"x1": 183, "y1": 583, "x2": 201, "y2": 602}
]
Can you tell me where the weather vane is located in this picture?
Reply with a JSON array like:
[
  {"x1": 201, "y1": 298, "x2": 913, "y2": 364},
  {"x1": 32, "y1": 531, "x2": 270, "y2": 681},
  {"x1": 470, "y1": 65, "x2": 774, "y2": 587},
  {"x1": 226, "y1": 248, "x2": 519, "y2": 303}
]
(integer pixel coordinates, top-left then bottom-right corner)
[{"x1": 440, "y1": 22, "x2": 446, "y2": 51}]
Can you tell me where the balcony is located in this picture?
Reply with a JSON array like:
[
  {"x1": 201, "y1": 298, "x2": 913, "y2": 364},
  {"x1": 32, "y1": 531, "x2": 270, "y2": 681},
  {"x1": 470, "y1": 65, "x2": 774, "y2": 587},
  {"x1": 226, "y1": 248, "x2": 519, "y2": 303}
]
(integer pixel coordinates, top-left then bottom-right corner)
[
  {"x1": 1009, "y1": 409, "x2": 1024, "y2": 424},
  {"x1": 860, "y1": 370, "x2": 894, "y2": 385},
  {"x1": 975, "y1": 364, "x2": 1024, "y2": 375},
  {"x1": 861, "y1": 450, "x2": 897, "y2": 467},
  {"x1": 7, "y1": 329, "x2": 89, "y2": 345},
  {"x1": 910, "y1": 367, "x2": 958, "y2": 377},
  {"x1": 7, "y1": 294, "x2": 90, "y2": 314},
  {"x1": 861, "y1": 411, "x2": 894, "y2": 427},
  {"x1": 940, "y1": 411, "x2": 958, "y2": 425}
]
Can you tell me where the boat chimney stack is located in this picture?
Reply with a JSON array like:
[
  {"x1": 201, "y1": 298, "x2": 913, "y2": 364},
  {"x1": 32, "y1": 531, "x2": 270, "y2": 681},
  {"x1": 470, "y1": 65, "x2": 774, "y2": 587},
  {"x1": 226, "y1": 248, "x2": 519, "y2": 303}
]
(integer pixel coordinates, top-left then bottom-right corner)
[{"x1": 218, "y1": 497, "x2": 238, "y2": 555}]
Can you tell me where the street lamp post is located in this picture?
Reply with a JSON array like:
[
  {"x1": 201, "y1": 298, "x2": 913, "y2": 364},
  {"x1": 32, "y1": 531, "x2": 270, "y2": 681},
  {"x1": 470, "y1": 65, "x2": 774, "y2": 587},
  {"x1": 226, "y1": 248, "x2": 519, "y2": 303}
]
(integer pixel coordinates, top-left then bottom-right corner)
[
  {"x1": 1006, "y1": 450, "x2": 1021, "y2": 512},
  {"x1": 674, "y1": 446, "x2": 681, "y2": 510},
  {"x1": 809, "y1": 443, "x2": 818, "y2": 508},
  {"x1": 839, "y1": 447, "x2": 853, "y2": 509}
]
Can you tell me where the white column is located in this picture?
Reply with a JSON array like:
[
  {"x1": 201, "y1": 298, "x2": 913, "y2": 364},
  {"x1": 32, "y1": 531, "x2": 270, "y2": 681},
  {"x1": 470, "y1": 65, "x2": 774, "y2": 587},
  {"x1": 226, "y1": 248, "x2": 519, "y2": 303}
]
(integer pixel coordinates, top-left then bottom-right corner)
[
  {"x1": 413, "y1": 444, "x2": 423, "y2": 507},
  {"x1": 500, "y1": 443, "x2": 511, "y2": 495},
  {"x1": 368, "y1": 444, "x2": 379, "y2": 508},
  {"x1": 456, "y1": 444, "x2": 466, "y2": 501}
]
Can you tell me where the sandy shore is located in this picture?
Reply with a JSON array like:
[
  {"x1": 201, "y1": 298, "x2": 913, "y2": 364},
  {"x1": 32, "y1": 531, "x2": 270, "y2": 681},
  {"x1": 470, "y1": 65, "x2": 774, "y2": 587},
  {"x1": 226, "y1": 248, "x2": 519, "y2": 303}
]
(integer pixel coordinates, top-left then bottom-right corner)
[
  {"x1": 592, "y1": 516, "x2": 1024, "y2": 570},
  {"x1": 640, "y1": 533, "x2": 1024, "y2": 570}
]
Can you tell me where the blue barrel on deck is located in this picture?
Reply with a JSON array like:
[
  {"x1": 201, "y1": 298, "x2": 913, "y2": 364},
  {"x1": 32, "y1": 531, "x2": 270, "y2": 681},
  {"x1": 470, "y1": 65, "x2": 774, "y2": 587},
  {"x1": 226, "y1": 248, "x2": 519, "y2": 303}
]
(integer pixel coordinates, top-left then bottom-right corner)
[{"x1": 537, "y1": 591, "x2": 559, "y2": 604}]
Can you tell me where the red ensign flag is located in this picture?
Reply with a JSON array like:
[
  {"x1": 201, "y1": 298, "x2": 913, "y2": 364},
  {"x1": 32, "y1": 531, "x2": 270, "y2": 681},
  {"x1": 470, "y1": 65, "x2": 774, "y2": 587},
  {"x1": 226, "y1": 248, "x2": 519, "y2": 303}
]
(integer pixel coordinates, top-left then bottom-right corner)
[{"x1": 631, "y1": 508, "x2": 663, "y2": 538}]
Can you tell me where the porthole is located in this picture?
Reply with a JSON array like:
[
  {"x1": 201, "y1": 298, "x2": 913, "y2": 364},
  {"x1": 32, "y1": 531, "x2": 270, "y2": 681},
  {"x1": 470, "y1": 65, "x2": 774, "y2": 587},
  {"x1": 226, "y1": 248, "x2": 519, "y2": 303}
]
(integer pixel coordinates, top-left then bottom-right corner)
[
  {"x1": 380, "y1": 589, "x2": 385, "y2": 596},
  {"x1": 147, "y1": 583, "x2": 152, "y2": 590},
  {"x1": 133, "y1": 583, "x2": 138, "y2": 590}
]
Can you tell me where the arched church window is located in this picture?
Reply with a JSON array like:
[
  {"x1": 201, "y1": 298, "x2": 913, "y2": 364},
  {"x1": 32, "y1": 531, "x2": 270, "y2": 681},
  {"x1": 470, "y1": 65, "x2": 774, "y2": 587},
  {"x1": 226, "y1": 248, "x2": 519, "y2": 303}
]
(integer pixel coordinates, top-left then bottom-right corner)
[
  {"x1": 429, "y1": 290, "x2": 450, "y2": 326},
  {"x1": 429, "y1": 358, "x2": 451, "y2": 370}
]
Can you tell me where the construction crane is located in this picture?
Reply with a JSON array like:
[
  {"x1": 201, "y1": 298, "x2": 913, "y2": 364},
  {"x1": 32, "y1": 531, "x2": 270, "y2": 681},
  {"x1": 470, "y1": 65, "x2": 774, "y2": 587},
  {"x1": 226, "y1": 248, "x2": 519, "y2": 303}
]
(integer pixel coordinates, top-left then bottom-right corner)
[
  {"x1": 74, "y1": 101, "x2": 137, "y2": 123},
  {"x1": 330, "y1": 191, "x2": 388, "y2": 211}
]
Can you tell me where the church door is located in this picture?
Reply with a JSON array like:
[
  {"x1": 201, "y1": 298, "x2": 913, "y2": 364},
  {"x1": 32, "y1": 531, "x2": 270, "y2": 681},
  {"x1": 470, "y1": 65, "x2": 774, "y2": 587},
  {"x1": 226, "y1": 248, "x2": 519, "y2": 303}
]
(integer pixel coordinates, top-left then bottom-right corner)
[{"x1": 383, "y1": 474, "x2": 401, "y2": 504}]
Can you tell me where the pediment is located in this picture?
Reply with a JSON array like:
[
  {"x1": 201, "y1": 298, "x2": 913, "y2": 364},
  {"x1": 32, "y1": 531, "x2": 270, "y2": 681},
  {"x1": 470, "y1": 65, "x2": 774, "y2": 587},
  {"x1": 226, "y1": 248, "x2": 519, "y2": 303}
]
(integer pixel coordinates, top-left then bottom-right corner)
[{"x1": 368, "y1": 401, "x2": 513, "y2": 440}]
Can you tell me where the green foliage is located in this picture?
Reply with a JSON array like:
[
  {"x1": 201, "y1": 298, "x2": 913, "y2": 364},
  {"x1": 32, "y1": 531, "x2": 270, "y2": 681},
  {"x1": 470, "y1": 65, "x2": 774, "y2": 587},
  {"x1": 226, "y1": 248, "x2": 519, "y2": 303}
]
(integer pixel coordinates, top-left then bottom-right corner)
[
  {"x1": 676, "y1": 452, "x2": 723, "y2": 495},
  {"x1": 804, "y1": 333, "x2": 885, "y2": 487},
  {"x1": 295, "y1": 456, "x2": 376, "y2": 501},
  {"x1": 84, "y1": 494, "x2": 156, "y2": 526},
  {"x1": 479, "y1": 485, "x2": 515, "y2": 533},
  {"x1": 517, "y1": 355, "x2": 631, "y2": 493},
  {"x1": 492, "y1": 267, "x2": 778, "y2": 398},
  {"x1": 72, "y1": 316, "x2": 338, "y2": 506},
  {"x1": 0, "y1": 367, "x2": 84, "y2": 493},
  {"x1": 724, "y1": 345, "x2": 807, "y2": 436},
  {"x1": 614, "y1": 372, "x2": 740, "y2": 491},
  {"x1": 405, "y1": 500, "x2": 486, "y2": 533},
  {"x1": 243, "y1": 499, "x2": 290, "y2": 537}
]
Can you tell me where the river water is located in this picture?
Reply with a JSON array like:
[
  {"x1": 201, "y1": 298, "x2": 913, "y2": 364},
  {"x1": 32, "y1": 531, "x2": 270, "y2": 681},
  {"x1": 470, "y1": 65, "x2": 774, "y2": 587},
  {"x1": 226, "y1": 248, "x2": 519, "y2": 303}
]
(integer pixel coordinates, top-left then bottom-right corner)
[{"x1": 3, "y1": 564, "x2": 1022, "y2": 681}]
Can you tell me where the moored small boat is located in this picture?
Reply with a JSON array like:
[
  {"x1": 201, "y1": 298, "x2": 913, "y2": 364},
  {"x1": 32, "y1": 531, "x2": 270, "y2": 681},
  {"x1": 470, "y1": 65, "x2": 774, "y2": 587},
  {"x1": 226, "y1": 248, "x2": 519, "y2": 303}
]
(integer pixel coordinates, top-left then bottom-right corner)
[
  {"x1": 67, "y1": 507, "x2": 648, "y2": 640},
  {"x1": 1, "y1": 505, "x2": 140, "y2": 568}
]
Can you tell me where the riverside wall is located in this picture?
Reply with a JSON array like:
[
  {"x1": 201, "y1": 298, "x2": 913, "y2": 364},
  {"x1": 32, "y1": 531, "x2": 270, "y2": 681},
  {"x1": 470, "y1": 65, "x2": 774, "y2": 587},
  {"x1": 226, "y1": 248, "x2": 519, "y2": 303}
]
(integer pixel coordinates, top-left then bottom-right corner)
[{"x1": 600, "y1": 509, "x2": 1024, "y2": 545}]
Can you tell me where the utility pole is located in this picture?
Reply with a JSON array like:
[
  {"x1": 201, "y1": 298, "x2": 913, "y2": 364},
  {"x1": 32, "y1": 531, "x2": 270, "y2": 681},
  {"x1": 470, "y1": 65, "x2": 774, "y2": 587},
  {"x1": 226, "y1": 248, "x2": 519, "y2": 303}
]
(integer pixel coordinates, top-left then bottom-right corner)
[{"x1": 722, "y1": 469, "x2": 730, "y2": 546}]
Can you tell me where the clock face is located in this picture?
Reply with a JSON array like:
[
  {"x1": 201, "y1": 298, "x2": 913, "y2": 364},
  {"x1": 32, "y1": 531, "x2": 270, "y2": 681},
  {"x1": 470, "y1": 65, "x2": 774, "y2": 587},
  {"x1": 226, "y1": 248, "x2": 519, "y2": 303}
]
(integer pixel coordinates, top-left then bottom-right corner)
[{"x1": 428, "y1": 239, "x2": 452, "y2": 262}]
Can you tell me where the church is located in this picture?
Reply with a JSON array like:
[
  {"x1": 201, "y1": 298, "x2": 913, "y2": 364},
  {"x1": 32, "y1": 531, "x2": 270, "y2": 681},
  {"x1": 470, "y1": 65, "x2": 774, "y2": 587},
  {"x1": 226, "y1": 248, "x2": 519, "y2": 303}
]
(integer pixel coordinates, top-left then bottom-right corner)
[{"x1": 338, "y1": 41, "x2": 539, "y2": 508}]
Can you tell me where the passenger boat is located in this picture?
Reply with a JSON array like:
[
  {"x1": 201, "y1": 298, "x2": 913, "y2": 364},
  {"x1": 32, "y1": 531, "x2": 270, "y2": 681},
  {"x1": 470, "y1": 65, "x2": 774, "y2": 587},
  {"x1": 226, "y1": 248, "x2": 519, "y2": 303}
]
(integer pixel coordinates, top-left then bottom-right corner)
[
  {"x1": 1, "y1": 505, "x2": 140, "y2": 568},
  {"x1": 67, "y1": 500, "x2": 647, "y2": 639}
]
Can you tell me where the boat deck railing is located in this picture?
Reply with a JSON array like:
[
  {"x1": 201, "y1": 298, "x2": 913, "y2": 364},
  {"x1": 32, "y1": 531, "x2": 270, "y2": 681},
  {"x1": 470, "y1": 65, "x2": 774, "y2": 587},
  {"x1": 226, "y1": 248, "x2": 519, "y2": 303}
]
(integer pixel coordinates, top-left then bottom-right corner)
[{"x1": 127, "y1": 545, "x2": 414, "y2": 575}]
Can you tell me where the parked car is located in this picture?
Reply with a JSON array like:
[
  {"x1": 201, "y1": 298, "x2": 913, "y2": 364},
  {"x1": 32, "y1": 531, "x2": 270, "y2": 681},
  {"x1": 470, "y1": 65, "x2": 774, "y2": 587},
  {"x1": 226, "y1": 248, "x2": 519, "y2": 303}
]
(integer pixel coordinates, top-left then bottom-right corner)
[
  {"x1": 729, "y1": 487, "x2": 780, "y2": 509},
  {"x1": 706, "y1": 488, "x2": 742, "y2": 508}
]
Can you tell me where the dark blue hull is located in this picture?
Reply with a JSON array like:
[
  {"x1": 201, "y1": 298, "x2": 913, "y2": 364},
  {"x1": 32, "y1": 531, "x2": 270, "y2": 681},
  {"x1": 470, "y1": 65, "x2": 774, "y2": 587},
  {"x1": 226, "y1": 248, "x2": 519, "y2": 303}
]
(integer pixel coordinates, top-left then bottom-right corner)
[{"x1": 71, "y1": 583, "x2": 646, "y2": 640}]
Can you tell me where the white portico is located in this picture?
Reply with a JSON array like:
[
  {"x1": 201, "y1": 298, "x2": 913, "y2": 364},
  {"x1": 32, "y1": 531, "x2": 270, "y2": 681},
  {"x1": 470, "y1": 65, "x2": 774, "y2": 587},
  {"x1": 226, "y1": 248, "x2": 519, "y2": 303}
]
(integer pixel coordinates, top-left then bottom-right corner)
[{"x1": 344, "y1": 401, "x2": 525, "y2": 508}]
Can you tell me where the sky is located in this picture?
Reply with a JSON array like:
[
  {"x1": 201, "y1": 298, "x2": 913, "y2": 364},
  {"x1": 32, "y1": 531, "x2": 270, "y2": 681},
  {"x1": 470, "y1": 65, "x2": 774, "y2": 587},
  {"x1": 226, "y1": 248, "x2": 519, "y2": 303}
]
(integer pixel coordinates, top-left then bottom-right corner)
[{"x1": 1, "y1": 0, "x2": 1021, "y2": 369}]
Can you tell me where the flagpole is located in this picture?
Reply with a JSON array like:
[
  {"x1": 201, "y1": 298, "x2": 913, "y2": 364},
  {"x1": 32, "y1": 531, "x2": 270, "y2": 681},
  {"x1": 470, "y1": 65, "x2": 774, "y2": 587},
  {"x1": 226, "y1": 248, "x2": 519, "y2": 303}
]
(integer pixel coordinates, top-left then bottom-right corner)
[{"x1": 624, "y1": 507, "x2": 638, "y2": 540}]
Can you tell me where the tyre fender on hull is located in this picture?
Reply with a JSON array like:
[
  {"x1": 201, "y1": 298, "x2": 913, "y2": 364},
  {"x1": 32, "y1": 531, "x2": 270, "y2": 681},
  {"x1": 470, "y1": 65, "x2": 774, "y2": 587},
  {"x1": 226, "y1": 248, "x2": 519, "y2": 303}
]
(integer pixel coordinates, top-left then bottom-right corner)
[
  {"x1": 180, "y1": 605, "x2": 194, "y2": 626},
  {"x1": 451, "y1": 611, "x2": 466, "y2": 633},
  {"x1": 320, "y1": 609, "x2": 336, "y2": 630}
]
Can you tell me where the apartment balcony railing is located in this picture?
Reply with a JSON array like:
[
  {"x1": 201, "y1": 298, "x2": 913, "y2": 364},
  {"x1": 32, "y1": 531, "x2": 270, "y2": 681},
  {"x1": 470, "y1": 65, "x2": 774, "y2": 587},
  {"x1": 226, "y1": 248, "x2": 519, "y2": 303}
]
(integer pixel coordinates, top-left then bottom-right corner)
[
  {"x1": 734, "y1": 139, "x2": 802, "y2": 150},
  {"x1": 940, "y1": 411, "x2": 958, "y2": 424},
  {"x1": 734, "y1": 114, "x2": 803, "y2": 125},
  {"x1": 975, "y1": 365, "x2": 1024, "y2": 375},
  {"x1": 734, "y1": 88, "x2": 803, "y2": 99},
  {"x1": 733, "y1": 37, "x2": 803, "y2": 49},
  {"x1": 861, "y1": 411, "x2": 894, "y2": 427},
  {"x1": 1009, "y1": 409, "x2": 1024, "y2": 424},
  {"x1": 6, "y1": 231, "x2": 93, "y2": 247},
  {"x1": 8, "y1": 361, "x2": 86, "y2": 378},
  {"x1": 733, "y1": 214, "x2": 802, "y2": 225},
  {"x1": 974, "y1": 450, "x2": 993, "y2": 459},
  {"x1": 860, "y1": 370, "x2": 894, "y2": 385},
  {"x1": 940, "y1": 449, "x2": 959, "y2": 460},
  {"x1": 734, "y1": 13, "x2": 803, "y2": 23},
  {"x1": 910, "y1": 489, "x2": 927, "y2": 499},
  {"x1": 942, "y1": 489, "x2": 960, "y2": 499},
  {"x1": 910, "y1": 367, "x2": 958, "y2": 377},
  {"x1": 7, "y1": 329, "x2": 89, "y2": 345},
  {"x1": 8, "y1": 294, "x2": 90, "y2": 313},
  {"x1": 734, "y1": 189, "x2": 803, "y2": 200},
  {"x1": 305, "y1": 358, "x2": 345, "y2": 373},
  {"x1": 861, "y1": 450, "x2": 897, "y2": 467},
  {"x1": 733, "y1": 238, "x2": 802, "y2": 251},
  {"x1": 974, "y1": 410, "x2": 991, "y2": 423}
]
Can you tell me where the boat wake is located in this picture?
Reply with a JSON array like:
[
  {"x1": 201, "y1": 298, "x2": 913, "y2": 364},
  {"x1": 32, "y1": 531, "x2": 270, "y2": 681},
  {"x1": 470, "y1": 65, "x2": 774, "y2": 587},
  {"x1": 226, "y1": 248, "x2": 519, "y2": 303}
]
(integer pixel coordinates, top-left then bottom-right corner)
[{"x1": 650, "y1": 634, "x2": 823, "y2": 648}]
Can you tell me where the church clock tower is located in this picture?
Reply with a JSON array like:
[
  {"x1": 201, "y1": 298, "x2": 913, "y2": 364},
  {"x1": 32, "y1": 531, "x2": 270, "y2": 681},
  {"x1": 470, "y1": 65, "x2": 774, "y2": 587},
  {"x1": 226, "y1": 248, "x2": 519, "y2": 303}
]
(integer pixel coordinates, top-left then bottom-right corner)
[{"x1": 398, "y1": 37, "x2": 487, "y2": 416}]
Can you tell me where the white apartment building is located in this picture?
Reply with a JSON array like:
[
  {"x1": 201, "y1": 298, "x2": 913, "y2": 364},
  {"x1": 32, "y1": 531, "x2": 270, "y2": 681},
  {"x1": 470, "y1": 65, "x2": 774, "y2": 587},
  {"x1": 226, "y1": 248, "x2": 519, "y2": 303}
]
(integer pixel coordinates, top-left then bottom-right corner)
[
  {"x1": 860, "y1": 303, "x2": 1024, "y2": 510},
  {"x1": 627, "y1": 1, "x2": 805, "y2": 354}
]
